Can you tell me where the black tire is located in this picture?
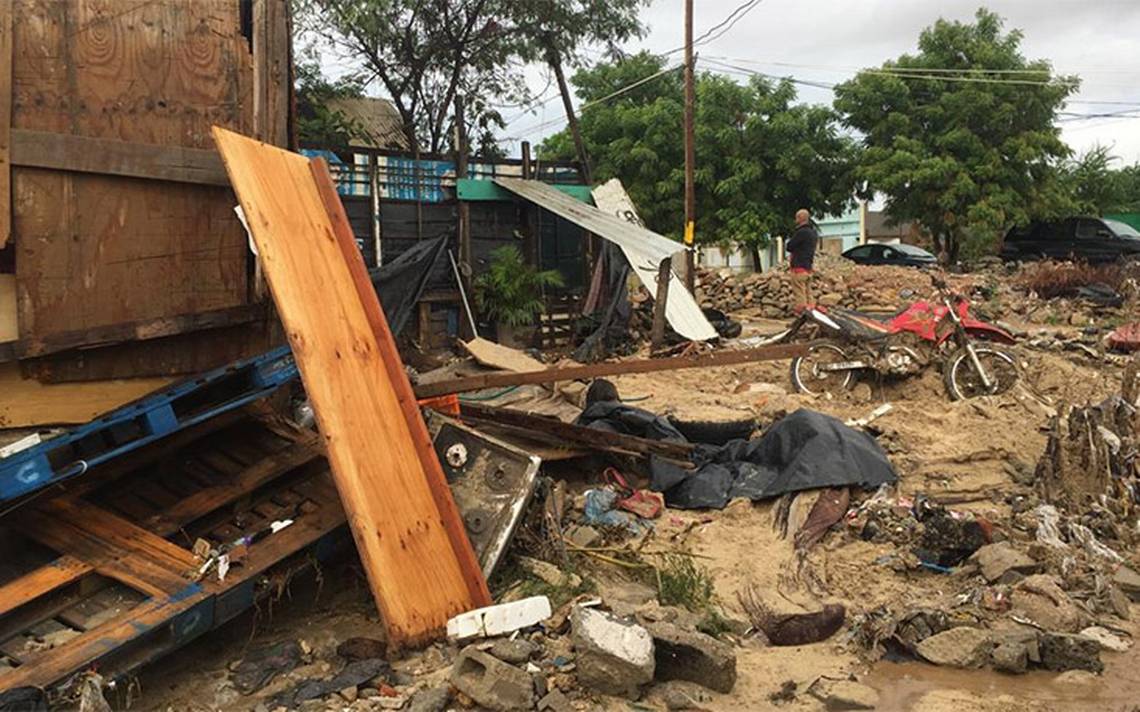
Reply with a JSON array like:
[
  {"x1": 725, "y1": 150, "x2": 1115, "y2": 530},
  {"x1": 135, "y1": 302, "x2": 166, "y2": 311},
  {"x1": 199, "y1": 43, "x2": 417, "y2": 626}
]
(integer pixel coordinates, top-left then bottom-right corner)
[
  {"x1": 669, "y1": 417, "x2": 756, "y2": 445},
  {"x1": 790, "y1": 344, "x2": 855, "y2": 396},
  {"x1": 943, "y1": 346, "x2": 1018, "y2": 400}
]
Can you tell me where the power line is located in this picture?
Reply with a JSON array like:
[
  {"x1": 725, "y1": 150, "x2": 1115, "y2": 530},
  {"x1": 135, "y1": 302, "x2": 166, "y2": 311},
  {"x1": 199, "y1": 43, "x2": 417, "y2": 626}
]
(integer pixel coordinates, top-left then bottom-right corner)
[
  {"x1": 661, "y1": 0, "x2": 765, "y2": 56},
  {"x1": 705, "y1": 57, "x2": 1140, "y2": 76},
  {"x1": 504, "y1": 64, "x2": 684, "y2": 140},
  {"x1": 706, "y1": 55, "x2": 1080, "y2": 87}
]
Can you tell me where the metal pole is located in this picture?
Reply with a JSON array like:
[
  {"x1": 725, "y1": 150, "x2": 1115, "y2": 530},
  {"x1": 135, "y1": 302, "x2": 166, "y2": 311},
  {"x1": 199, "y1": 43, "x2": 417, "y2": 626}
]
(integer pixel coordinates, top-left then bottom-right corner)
[
  {"x1": 449, "y1": 249, "x2": 478, "y2": 338},
  {"x1": 683, "y1": 0, "x2": 696, "y2": 291}
]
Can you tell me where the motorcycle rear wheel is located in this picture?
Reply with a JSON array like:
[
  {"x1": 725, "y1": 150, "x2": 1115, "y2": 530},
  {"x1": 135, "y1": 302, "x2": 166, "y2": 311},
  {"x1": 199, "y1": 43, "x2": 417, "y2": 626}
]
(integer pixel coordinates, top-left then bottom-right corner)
[
  {"x1": 943, "y1": 346, "x2": 1018, "y2": 400},
  {"x1": 791, "y1": 344, "x2": 855, "y2": 395}
]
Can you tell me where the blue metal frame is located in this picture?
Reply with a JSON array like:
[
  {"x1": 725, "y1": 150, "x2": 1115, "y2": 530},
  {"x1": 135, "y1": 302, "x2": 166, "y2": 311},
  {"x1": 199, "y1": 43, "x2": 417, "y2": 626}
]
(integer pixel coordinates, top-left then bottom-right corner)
[{"x1": 0, "y1": 346, "x2": 299, "y2": 502}]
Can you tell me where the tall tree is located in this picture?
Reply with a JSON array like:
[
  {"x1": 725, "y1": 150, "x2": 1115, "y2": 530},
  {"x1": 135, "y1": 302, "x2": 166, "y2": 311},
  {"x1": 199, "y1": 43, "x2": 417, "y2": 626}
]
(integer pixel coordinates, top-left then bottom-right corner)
[
  {"x1": 295, "y1": 0, "x2": 646, "y2": 154},
  {"x1": 1064, "y1": 145, "x2": 1140, "y2": 215},
  {"x1": 834, "y1": 8, "x2": 1078, "y2": 262},
  {"x1": 541, "y1": 53, "x2": 859, "y2": 268}
]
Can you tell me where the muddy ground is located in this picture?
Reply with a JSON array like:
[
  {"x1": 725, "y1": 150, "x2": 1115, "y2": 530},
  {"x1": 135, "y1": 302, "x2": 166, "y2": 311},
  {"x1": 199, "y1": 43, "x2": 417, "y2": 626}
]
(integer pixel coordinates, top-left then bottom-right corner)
[{"x1": 129, "y1": 284, "x2": 1139, "y2": 712}]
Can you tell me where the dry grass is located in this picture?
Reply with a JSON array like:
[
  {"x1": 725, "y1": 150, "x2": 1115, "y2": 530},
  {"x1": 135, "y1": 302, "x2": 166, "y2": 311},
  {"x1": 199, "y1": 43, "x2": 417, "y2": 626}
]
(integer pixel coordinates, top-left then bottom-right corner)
[{"x1": 1016, "y1": 260, "x2": 1124, "y2": 299}]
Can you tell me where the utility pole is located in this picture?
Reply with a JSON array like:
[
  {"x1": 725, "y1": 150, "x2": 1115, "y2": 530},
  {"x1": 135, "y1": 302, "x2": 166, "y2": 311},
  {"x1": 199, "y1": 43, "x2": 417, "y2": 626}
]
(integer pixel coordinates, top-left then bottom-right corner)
[{"x1": 683, "y1": 0, "x2": 696, "y2": 291}]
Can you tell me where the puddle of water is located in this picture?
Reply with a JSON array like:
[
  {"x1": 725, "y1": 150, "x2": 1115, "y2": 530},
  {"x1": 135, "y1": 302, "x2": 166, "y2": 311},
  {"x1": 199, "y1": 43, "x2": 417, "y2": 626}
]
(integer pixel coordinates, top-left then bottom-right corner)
[{"x1": 864, "y1": 644, "x2": 1140, "y2": 711}]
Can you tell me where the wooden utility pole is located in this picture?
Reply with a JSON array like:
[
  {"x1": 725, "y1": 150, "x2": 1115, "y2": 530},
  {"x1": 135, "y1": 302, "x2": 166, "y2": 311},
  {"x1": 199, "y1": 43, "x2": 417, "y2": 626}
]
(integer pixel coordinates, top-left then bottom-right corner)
[
  {"x1": 683, "y1": 0, "x2": 696, "y2": 291},
  {"x1": 547, "y1": 41, "x2": 592, "y2": 185},
  {"x1": 650, "y1": 257, "x2": 672, "y2": 349}
]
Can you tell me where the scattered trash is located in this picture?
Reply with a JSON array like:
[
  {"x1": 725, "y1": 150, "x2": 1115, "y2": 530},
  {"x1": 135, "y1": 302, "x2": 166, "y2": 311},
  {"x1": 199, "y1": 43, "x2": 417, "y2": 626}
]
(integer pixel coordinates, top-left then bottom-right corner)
[{"x1": 230, "y1": 640, "x2": 305, "y2": 694}]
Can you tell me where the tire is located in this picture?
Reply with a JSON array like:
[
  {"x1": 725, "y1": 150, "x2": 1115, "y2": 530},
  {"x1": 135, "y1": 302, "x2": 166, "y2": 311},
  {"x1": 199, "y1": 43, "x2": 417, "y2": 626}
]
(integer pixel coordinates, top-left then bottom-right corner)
[
  {"x1": 669, "y1": 417, "x2": 756, "y2": 445},
  {"x1": 943, "y1": 346, "x2": 1018, "y2": 400},
  {"x1": 791, "y1": 344, "x2": 855, "y2": 396}
]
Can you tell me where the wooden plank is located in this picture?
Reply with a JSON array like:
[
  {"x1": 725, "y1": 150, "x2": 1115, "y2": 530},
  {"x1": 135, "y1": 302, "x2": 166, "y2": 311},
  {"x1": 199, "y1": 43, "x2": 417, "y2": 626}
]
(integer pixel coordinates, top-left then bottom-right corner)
[
  {"x1": 0, "y1": 1, "x2": 10, "y2": 248},
  {"x1": 0, "y1": 274, "x2": 15, "y2": 343},
  {"x1": 212, "y1": 128, "x2": 490, "y2": 647},
  {"x1": 9, "y1": 130, "x2": 229, "y2": 186},
  {"x1": 415, "y1": 343, "x2": 808, "y2": 398},
  {"x1": 0, "y1": 362, "x2": 171, "y2": 427},
  {"x1": 0, "y1": 558, "x2": 91, "y2": 619},
  {"x1": 309, "y1": 157, "x2": 491, "y2": 609},
  {"x1": 461, "y1": 337, "x2": 546, "y2": 372},
  {"x1": 0, "y1": 304, "x2": 264, "y2": 363},
  {"x1": 22, "y1": 322, "x2": 274, "y2": 383},
  {"x1": 20, "y1": 500, "x2": 199, "y2": 597},
  {"x1": 459, "y1": 403, "x2": 696, "y2": 461},
  {"x1": 142, "y1": 437, "x2": 320, "y2": 534}
]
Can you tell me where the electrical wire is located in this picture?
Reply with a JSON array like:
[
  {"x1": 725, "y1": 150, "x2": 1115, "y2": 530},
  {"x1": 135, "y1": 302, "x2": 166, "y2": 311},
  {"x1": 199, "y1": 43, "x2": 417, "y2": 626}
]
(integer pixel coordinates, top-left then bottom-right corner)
[
  {"x1": 661, "y1": 0, "x2": 766, "y2": 56},
  {"x1": 504, "y1": 63, "x2": 684, "y2": 140}
]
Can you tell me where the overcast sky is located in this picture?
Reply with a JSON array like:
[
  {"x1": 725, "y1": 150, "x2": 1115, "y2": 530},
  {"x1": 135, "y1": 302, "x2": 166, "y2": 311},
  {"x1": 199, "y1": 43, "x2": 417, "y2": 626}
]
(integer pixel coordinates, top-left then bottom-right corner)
[{"x1": 502, "y1": 0, "x2": 1140, "y2": 165}]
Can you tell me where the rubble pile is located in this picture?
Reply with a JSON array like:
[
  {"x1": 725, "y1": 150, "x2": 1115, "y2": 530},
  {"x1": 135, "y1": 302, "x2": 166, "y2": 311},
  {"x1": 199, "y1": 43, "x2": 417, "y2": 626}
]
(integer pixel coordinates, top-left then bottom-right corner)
[{"x1": 693, "y1": 255, "x2": 977, "y2": 318}]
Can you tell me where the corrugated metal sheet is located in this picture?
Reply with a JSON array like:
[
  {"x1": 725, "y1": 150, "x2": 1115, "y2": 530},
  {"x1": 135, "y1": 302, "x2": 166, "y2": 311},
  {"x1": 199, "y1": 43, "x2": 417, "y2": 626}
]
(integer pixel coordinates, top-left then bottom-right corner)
[{"x1": 494, "y1": 177, "x2": 718, "y2": 341}]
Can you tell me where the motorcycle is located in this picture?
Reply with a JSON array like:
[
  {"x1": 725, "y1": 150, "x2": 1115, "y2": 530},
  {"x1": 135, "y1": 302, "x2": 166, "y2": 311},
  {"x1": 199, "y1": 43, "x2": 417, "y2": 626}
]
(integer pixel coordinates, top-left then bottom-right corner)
[{"x1": 780, "y1": 276, "x2": 1019, "y2": 400}]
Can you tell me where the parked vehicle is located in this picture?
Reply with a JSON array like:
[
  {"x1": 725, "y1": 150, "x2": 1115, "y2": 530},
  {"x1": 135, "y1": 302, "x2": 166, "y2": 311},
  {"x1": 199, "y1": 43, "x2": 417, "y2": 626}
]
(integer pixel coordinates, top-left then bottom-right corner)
[
  {"x1": 781, "y1": 276, "x2": 1018, "y2": 400},
  {"x1": 1000, "y1": 217, "x2": 1140, "y2": 264},
  {"x1": 841, "y1": 242, "x2": 937, "y2": 268}
]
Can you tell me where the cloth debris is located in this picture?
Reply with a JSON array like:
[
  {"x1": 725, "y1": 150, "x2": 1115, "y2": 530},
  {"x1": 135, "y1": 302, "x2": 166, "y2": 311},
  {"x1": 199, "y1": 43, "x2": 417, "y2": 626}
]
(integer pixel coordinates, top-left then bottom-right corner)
[{"x1": 578, "y1": 406, "x2": 896, "y2": 510}]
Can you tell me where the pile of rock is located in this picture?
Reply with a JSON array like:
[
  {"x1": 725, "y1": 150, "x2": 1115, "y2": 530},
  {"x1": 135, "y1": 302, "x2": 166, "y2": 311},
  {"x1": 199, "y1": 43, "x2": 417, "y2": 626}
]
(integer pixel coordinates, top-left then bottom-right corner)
[
  {"x1": 441, "y1": 586, "x2": 740, "y2": 711},
  {"x1": 694, "y1": 256, "x2": 974, "y2": 319}
]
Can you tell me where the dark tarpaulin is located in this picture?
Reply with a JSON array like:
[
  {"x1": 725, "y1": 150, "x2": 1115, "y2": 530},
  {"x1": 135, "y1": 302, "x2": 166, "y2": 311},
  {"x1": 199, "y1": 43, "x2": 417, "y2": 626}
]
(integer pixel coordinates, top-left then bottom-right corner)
[
  {"x1": 367, "y1": 234, "x2": 449, "y2": 336},
  {"x1": 577, "y1": 405, "x2": 897, "y2": 510}
]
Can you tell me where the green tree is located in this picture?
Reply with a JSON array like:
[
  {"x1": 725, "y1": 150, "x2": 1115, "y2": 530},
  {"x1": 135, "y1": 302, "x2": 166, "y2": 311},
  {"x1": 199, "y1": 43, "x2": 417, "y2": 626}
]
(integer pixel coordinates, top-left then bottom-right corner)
[
  {"x1": 834, "y1": 9, "x2": 1078, "y2": 262},
  {"x1": 541, "y1": 53, "x2": 859, "y2": 268},
  {"x1": 295, "y1": 0, "x2": 646, "y2": 154},
  {"x1": 1064, "y1": 145, "x2": 1140, "y2": 214}
]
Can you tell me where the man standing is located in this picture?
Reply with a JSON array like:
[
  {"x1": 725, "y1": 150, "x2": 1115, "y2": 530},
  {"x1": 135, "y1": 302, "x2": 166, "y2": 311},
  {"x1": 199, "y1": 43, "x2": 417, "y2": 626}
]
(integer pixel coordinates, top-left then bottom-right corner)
[{"x1": 786, "y1": 208, "x2": 818, "y2": 312}]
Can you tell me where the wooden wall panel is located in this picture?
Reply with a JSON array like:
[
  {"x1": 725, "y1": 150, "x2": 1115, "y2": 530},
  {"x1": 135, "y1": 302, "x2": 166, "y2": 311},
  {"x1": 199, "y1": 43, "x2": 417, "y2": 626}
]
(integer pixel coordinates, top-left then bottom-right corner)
[{"x1": 10, "y1": 0, "x2": 260, "y2": 340}]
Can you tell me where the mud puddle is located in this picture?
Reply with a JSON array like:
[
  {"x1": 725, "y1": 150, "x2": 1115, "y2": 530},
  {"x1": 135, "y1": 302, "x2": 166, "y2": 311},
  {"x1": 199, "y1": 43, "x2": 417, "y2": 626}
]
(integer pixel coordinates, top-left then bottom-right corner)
[{"x1": 865, "y1": 644, "x2": 1140, "y2": 711}]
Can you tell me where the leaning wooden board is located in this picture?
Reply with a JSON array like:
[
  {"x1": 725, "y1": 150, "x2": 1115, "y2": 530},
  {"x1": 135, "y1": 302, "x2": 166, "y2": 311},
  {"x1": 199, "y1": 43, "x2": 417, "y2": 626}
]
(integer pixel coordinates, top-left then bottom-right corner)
[{"x1": 211, "y1": 127, "x2": 490, "y2": 647}]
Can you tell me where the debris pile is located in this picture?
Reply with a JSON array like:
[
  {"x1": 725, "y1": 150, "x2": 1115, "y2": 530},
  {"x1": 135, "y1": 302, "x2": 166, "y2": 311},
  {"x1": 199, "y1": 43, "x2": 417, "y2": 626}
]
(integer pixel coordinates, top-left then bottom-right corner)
[{"x1": 694, "y1": 255, "x2": 976, "y2": 318}]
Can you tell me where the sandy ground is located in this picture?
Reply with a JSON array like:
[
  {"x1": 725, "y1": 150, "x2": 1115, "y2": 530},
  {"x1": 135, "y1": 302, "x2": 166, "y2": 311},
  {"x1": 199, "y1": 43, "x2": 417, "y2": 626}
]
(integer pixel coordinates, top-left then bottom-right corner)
[{"x1": 125, "y1": 307, "x2": 1139, "y2": 711}]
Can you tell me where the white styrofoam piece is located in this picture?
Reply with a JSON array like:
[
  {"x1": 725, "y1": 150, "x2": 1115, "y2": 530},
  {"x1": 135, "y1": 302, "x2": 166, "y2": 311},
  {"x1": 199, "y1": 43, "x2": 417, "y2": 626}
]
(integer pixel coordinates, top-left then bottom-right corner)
[{"x1": 447, "y1": 595, "x2": 552, "y2": 641}]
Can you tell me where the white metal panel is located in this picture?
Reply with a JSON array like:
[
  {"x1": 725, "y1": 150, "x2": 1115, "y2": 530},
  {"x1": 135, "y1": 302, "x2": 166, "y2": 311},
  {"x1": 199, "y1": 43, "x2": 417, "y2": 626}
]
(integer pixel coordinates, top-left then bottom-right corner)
[{"x1": 495, "y1": 177, "x2": 718, "y2": 342}]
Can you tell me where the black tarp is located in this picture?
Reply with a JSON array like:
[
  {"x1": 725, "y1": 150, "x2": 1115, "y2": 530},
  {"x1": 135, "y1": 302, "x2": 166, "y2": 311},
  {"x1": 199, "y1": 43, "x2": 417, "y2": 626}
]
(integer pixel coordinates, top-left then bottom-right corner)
[
  {"x1": 576, "y1": 405, "x2": 898, "y2": 510},
  {"x1": 368, "y1": 234, "x2": 449, "y2": 336}
]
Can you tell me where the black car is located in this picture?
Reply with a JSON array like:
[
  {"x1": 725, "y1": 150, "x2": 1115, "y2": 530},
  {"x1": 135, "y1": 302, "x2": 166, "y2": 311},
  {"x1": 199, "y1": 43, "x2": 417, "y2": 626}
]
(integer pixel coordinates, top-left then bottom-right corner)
[
  {"x1": 841, "y1": 242, "x2": 937, "y2": 268},
  {"x1": 1001, "y1": 217, "x2": 1140, "y2": 264}
]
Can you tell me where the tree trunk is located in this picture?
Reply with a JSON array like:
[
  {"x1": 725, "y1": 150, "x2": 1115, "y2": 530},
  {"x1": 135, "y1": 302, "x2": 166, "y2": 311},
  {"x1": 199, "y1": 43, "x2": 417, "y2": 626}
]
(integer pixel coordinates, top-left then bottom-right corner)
[{"x1": 749, "y1": 243, "x2": 763, "y2": 272}]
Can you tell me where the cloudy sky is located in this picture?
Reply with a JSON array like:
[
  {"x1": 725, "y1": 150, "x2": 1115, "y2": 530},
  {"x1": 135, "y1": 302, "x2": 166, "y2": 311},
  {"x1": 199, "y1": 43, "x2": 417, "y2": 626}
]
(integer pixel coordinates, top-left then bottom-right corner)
[{"x1": 501, "y1": 0, "x2": 1140, "y2": 165}]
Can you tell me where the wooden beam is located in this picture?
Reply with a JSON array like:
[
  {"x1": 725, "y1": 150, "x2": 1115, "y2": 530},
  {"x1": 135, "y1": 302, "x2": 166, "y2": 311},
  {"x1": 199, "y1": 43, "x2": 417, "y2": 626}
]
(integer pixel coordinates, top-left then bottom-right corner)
[
  {"x1": 414, "y1": 343, "x2": 807, "y2": 398},
  {"x1": 650, "y1": 257, "x2": 671, "y2": 349},
  {"x1": 212, "y1": 127, "x2": 490, "y2": 648},
  {"x1": 0, "y1": 1, "x2": 11, "y2": 248},
  {"x1": 0, "y1": 304, "x2": 265, "y2": 363},
  {"x1": 10, "y1": 130, "x2": 229, "y2": 186},
  {"x1": 459, "y1": 403, "x2": 695, "y2": 461}
]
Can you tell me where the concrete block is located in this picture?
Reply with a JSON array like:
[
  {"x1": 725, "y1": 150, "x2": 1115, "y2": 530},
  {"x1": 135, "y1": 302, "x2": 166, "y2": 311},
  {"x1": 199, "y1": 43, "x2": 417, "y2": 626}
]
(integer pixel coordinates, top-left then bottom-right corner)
[
  {"x1": 447, "y1": 596, "x2": 552, "y2": 641},
  {"x1": 450, "y1": 647, "x2": 536, "y2": 711},
  {"x1": 571, "y1": 606, "x2": 655, "y2": 699}
]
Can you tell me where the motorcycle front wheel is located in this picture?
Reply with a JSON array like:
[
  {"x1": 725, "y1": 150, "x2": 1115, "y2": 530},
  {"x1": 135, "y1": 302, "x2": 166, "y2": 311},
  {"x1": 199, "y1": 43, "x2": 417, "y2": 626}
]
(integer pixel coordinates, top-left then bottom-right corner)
[
  {"x1": 791, "y1": 343, "x2": 855, "y2": 396},
  {"x1": 943, "y1": 346, "x2": 1018, "y2": 400}
]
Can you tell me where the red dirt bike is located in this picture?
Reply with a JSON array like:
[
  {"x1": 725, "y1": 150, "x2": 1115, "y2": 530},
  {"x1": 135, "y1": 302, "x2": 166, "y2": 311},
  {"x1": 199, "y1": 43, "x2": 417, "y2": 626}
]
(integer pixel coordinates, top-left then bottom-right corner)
[{"x1": 780, "y1": 276, "x2": 1019, "y2": 400}]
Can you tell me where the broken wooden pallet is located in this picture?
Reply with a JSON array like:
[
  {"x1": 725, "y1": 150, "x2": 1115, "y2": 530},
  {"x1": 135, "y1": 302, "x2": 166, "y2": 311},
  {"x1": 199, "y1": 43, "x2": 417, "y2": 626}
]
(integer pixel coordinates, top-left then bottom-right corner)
[
  {"x1": 212, "y1": 127, "x2": 490, "y2": 647},
  {"x1": 0, "y1": 415, "x2": 344, "y2": 690}
]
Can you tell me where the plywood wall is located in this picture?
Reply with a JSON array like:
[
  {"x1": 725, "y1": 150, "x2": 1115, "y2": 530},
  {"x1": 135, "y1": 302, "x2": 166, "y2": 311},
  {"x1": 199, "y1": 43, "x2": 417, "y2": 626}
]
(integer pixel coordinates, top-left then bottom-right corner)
[{"x1": 6, "y1": 0, "x2": 289, "y2": 346}]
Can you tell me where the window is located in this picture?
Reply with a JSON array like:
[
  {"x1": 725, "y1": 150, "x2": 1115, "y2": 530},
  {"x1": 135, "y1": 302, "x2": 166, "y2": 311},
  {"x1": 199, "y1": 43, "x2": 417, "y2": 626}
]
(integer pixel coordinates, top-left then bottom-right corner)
[
  {"x1": 1104, "y1": 219, "x2": 1140, "y2": 239},
  {"x1": 1075, "y1": 218, "x2": 1101, "y2": 240},
  {"x1": 845, "y1": 245, "x2": 873, "y2": 259}
]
